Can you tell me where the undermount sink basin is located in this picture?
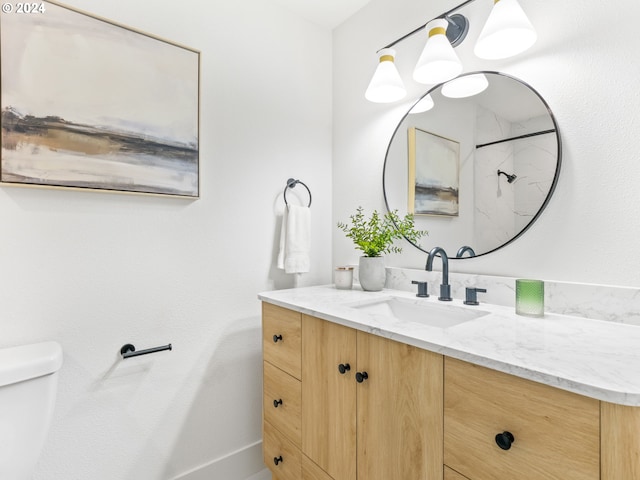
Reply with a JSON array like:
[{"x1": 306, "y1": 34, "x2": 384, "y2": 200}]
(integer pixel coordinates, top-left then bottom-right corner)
[{"x1": 348, "y1": 296, "x2": 489, "y2": 328}]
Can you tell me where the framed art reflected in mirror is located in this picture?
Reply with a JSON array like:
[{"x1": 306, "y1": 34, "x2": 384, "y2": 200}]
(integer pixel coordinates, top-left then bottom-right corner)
[{"x1": 408, "y1": 127, "x2": 460, "y2": 217}]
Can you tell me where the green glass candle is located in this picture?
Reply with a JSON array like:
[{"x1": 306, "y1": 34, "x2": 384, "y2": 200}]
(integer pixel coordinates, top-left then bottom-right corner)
[{"x1": 515, "y1": 279, "x2": 545, "y2": 317}]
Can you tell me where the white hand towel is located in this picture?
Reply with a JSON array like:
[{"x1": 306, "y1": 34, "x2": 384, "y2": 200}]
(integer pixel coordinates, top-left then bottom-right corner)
[
  {"x1": 278, "y1": 204, "x2": 311, "y2": 274},
  {"x1": 277, "y1": 208, "x2": 288, "y2": 270}
]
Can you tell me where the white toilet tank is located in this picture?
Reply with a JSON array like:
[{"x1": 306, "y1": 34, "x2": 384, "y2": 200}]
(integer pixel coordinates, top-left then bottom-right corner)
[{"x1": 0, "y1": 341, "x2": 63, "y2": 480}]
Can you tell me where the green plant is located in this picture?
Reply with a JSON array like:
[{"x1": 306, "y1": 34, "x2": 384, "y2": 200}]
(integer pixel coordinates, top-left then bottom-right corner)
[{"x1": 337, "y1": 206, "x2": 427, "y2": 257}]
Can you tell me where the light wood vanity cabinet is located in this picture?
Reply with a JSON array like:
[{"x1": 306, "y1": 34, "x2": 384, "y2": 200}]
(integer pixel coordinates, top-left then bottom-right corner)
[{"x1": 263, "y1": 302, "x2": 640, "y2": 480}]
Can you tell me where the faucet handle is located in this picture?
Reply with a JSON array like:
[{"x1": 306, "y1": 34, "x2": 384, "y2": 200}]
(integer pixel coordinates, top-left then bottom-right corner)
[
  {"x1": 464, "y1": 287, "x2": 487, "y2": 306},
  {"x1": 411, "y1": 280, "x2": 429, "y2": 298}
]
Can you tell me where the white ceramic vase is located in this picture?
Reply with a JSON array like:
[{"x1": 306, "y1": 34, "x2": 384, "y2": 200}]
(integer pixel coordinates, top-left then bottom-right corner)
[{"x1": 358, "y1": 256, "x2": 386, "y2": 291}]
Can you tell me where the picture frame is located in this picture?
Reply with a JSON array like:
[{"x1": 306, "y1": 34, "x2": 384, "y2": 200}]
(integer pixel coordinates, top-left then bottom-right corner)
[
  {"x1": 1, "y1": 1, "x2": 200, "y2": 197},
  {"x1": 408, "y1": 127, "x2": 459, "y2": 216}
]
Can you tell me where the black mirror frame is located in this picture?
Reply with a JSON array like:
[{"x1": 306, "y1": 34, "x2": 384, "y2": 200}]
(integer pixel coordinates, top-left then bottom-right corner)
[{"x1": 382, "y1": 71, "x2": 562, "y2": 259}]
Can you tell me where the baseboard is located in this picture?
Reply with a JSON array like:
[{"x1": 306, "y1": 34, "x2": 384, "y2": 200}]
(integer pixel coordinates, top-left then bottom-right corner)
[
  {"x1": 245, "y1": 468, "x2": 271, "y2": 480},
  {"x1": 172, "y1": 440, "x2": 266, "y2": 480}
]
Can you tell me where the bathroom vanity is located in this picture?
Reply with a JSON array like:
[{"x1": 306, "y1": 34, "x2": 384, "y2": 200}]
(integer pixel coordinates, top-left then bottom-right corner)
[{"x1": 259, "y1": 285, "x2": 640, "y2": 480}]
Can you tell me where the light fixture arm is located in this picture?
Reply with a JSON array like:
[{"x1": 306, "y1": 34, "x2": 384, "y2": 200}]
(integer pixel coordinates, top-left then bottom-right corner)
[{"x1": 379, "y1": 0, "x2": 478, "y2": 51}]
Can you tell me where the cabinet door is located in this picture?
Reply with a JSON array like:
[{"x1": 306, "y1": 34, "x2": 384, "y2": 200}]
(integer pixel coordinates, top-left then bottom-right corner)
[
  {"x1": 302, "y1": 315, "x2": 357, "y2": 480},
  {"x1": 357, "y1": 331, "x2": 443, "y2": 480},
  {"x1": 445, "y1": 357, "x2": 599, "y2": 480}
]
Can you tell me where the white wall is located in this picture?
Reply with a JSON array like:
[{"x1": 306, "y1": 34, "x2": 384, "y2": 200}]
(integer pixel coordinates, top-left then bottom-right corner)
[
  {"x1": 1, "y1": 0, "x2": 332, "y2": 478},
  {"x1": 333, "y1": 0, "x2": 640, "y2": 287}
]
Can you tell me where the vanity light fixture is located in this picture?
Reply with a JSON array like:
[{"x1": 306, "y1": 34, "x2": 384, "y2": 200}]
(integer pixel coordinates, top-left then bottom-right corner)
[
  {"x1": 365, "y1": 48, "x2": 407, "y2": 103},
  {"x1": 365, "y1": 0, "x2": 537, "y2": 102},
  {"x1": 409, "y1": 94, "x2": 435, "y2": 114},
  {"x1": 441, "y1": 73, "x2": 489, "y2": 98},
  {"x1": 474, "y1": 0, "x2": 537, "y2": 60},
  {"x1": 413, "y1": 18, "x2": 464, "y2": 85}
]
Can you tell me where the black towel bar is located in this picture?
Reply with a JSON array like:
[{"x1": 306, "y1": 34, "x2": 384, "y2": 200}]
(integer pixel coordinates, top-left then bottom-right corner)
[{"x1": 120, "y1": 343, "x2": 172, "y2": 359}]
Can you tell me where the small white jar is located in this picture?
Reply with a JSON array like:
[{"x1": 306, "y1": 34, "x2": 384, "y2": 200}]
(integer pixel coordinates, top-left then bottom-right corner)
[{"x1": 334, "y1": 266, "x2": 354, "y2": 290}]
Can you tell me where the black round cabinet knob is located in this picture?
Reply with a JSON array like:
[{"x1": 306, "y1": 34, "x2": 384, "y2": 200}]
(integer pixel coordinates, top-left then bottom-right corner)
[
  {"x1": 495, "y1": 431, "x2": 515, "y2": 450},
  {"x1": 273, "y1": 334, "x2": 283, "y2": 343},
  {"x1": 274, "y1": 456, "x2": 283, "y2": 466},
  {"x1": 338, "y1": 363, "x2": 351, "y2": 374},
  {"x1": 355, "y1": 371, "x2": 369, "y2": 383},
  {"x1": 273, "y1": 399, "x2": 283, "y2": 408}
]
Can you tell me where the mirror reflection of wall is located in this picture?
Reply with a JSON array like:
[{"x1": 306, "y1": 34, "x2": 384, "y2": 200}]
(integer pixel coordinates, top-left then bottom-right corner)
[{"x1": 383, "y1": 72, "x2": 561, "y2": 258}]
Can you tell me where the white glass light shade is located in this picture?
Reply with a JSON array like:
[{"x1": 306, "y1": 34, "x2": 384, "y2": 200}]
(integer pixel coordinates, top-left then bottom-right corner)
[
  {"x1": 441, "y1": 74, "x2": 489, "y2": 98},
  {"x1": 365, "y1": 48, "x2": 407, "y2": 103},
  {"x1": 413, "y1": 19, "x2": 463, "y2": 85},
  {"x1": 410, "y1": 94, "x2": 435, "y2": 114},
  {"x1": 474, "y1": 0, "x2": 537, "y2": 60}
]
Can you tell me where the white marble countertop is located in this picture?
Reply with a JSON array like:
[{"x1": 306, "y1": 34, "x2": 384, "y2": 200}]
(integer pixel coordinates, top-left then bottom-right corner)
[{"x1": 259, "y1": 285, "x2": 640, "y2": 406}]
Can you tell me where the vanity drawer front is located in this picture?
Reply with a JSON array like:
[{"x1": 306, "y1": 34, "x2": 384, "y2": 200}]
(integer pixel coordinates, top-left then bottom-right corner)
[
  {"x1": 264, "y1": 361, "x2": 302, "y2": 446},
  {"x1": 444, "y1": 358, "x2": 600, "y2": 480},
  {"x1": 264, "y1": 420, "x2": 302, "y2": 480},
  {"x1": 263, "y1": 303, "x2": 301, "y2": 379}
]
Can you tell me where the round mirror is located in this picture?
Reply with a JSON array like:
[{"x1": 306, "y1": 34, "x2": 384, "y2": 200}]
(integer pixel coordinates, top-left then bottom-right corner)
[{"x1": 383, "y1": 71, "x2": 561, "y2": 258}]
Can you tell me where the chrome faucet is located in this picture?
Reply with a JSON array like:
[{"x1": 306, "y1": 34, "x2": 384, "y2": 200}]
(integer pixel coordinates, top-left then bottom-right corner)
[{"x1": 426, "y1": 247, "x2": 452, "y2": 301}]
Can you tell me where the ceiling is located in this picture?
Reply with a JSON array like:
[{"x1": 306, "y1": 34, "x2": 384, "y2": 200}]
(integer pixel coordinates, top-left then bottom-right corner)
[{"x1": 270, "y1": 0, "x2": 372, "y2": 29}]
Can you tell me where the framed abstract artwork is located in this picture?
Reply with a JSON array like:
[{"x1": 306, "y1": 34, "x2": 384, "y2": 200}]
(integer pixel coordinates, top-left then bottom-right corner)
[
  {"x1": 1, "y1": 1, "x2": 200, "y2": 197},
  {"x1": 408, "y1": 127, "x2": 459, "y2": 216}
]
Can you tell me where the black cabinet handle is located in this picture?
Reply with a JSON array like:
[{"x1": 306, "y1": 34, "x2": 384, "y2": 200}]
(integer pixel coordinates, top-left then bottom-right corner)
[
  {"x1": 274, "y1": 456, "x2": 283, "y2": 466},
  {"x1": 495, "y1": 431, "x2": 515, "y2": 450},
  {"x1": 273, "y1": 334, "x2": 283, "y2": 343},
  {"x1": 273, "y1": 399, "x2": 283, "y2": 408},
  {"x1": 355, "y1": 371, "x2": 368, "y2": 383},
  {"x1": 338, "y1": 363, "x2": 351, "y2": 374}
]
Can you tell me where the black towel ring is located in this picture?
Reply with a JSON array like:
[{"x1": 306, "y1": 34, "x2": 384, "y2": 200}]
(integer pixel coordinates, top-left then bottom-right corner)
[{"x1": 283, "y1": 178, "x2": 312, "y2": 207}]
